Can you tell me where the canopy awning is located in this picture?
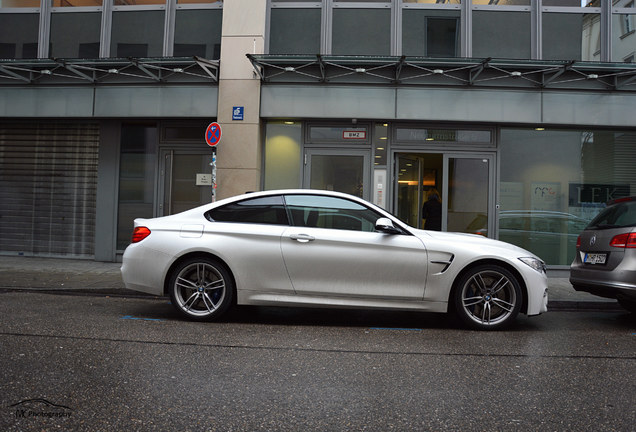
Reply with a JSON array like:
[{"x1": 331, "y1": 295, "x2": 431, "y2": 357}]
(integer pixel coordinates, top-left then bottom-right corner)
[
  {"x1": 0, "y1": 56, "x2": 219, "y2": 85},
  {"x1": 247, "y1": 55, "x2": 636, "y2": 91}
]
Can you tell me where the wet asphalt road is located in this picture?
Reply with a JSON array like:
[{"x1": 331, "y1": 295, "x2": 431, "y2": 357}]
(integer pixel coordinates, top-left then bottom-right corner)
[{"x1": 1, "y1": 291, "x2": 635, "y2": 432}]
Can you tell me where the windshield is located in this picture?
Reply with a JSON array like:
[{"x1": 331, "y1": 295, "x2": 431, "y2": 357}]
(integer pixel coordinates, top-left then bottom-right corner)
[{"x1": 587, "y1": 200, "x2": 636, "y2": 229}]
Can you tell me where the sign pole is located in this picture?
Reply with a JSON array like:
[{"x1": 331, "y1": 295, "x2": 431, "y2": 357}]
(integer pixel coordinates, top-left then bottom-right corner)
[{"x1": 210, "y1": 147, "x2": 217, "y2": 202}]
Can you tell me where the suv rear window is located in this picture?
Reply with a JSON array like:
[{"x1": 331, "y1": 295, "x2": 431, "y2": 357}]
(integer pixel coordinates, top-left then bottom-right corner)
[{"x1": 587, "y1": 200, "x2": 636, "y2": 229}]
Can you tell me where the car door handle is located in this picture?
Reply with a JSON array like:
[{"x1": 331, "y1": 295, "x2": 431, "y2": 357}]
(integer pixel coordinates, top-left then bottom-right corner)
[{"x1": 290, "y1": 233, "x2": 315, "y2": 243}]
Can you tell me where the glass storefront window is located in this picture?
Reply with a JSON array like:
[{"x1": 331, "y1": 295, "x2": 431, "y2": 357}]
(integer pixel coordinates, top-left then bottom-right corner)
[
  {"x1": 269, "y1": 8, "x2": 321, "y2": 55},
  {"x1": 543, "y1": 13, "x2": 600, "y2": 61},
  {"x1": 308, "y1": 125, "x2": 369, "y2": 143},
  {"x1": 50, "y1": 12, "x2": 101, "y2": 58},
  {"x1": 0, "y1": 0, "x2": 39, "y2": 6},
  {"x1": 472, "y1": 0, "x2": 529, "y2": 5},
  {"x1": 111, "y1": 10, "x2": 164, "y2": 57},
  {"x1": 395, "y1": 127, "x2": 492, "y2": 144},
  {"x1": 117, "y1": 124, "x2": 158, "y2": 251},
  {"x1": 499, "y1": 129, "x2": 636, "y2": 266},
  {"x1": 612, "y1": 8, "x2": 636, "y2": 63},
  {"x1": 0, "y1": 14, "x2": 39, "y2": 59},
  {"x1": 114, "y1": 0, "x2": 165, "y2": 5},
  {"x1": 177, "y1": 0, "x2": 221, "y2": 4},
  {"x1": 403, "y1": 0, "x2": 460, "y2": 3},
  {"x1": 332, "y1": 8, "x2": 391, "y2": 55},
  {"x1": 264, "y1": 122, "x2": 302, "y2": 190},
  {"x1": 374, "y1": 123, "x2": 388, "y2": 166},
  {"x1": 472, "y1": 11, "x2": 530, "y2": 59},
  {"x1": 174, "y1": 9, "x2": 222, "y2": 58},
  {"x1": 52, "y1": 0, "x2": 102, "y2": 6},
  {"x1": 403, "y1": 9, "x2": 460, "y2": 57}
]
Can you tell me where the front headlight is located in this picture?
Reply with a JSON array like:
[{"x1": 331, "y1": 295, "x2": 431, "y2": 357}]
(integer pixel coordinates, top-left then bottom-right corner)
[{"x1": 518, "y1": 257, "x2": 546, "y2": 274}]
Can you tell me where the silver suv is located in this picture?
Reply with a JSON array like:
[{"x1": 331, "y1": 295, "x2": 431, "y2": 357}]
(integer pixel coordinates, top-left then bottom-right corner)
[{"x1": 570, "y1": 197, "x2": 636, "y2": 312}]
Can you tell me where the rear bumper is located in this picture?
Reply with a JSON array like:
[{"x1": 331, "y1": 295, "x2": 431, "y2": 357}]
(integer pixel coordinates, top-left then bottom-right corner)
[
  {"x1": 121, "y1": 244, "x2": 172, "y2": 296},
  {"x1": 570, "y1": 273, "x2": 636, "y2": 301}
]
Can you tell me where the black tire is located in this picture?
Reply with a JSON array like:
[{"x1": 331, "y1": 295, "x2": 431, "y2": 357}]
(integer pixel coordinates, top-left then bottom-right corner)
[
  {"x1": 453, "y1": 264, "x2": 522, "y2": 330},
  {"x1": 168, "y1": 256, "x2": 234, "y2": 321}
]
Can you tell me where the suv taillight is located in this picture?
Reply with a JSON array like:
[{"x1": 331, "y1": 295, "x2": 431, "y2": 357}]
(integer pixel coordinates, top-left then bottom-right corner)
[
  {"x1": 576, "y1": 235, "x2": 581, "y2": 249},
  {"x1": 609, "y1": 232, "x2": 636, "y2": 249},
  {"x1": 131, "y1": 226, "x2": 151, "y2": 243}
]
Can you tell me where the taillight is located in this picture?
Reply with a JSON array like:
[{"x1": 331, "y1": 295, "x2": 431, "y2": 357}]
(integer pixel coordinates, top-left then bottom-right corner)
[
  {"x1": 576, "y1": 235, "x2": 581, "y2": 249},
  {"x1": 609, "y1": 232, "x2": 636, "y2": 249},
  {"x1": 131, "y1": 226, "x2": 151, "y2": 243}
]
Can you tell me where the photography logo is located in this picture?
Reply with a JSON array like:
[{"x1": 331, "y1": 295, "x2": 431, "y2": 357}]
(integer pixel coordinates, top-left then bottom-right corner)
[{"x1": 9, "y1": 399, "x2": 73, "y2": 419}]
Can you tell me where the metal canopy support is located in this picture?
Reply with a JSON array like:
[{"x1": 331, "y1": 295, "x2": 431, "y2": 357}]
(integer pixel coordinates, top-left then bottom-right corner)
[
  {"x1": 469, "y1": 57, "x2": 491, "y2": 85},
  {"x1": 0, "y1": 65, "x2": 31, "y2": 83},
  {"x1": 395, "y1": 55, "x2": 406, "y2": 84},
  {"x1": 542, "y1": 60, "x2": 575, "y2": 88},
  {"x1": 56, "y1": 60, "x2": 95, "y2": 83},
  {"x1": 194, "y1": 57, "x2": 220, "y2": 81}
]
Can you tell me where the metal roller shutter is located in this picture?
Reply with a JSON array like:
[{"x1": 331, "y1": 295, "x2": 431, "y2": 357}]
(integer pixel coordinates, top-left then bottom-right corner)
[{"x1": 0, "y1": 122, "x2": 99, "y2": 258}]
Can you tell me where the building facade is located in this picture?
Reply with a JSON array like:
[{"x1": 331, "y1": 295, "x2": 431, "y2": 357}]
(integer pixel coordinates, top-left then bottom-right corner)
[{"x1": 0, "y1": 0, "x2": 635, "y2": 270}]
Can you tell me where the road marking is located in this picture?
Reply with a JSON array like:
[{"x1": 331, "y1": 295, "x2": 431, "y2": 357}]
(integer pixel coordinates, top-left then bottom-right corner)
[{"x1": 120, "y1": 315, "x2": 164, "y2": 322}]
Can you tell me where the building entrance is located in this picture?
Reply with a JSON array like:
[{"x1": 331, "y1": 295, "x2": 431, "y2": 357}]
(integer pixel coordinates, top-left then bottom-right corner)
[
  {"x1": 395, "y1": 152, "x2": 495, "y2": 236},
  {"x1": 158, "y1": 148, "x2": 214, "y2": 216}
]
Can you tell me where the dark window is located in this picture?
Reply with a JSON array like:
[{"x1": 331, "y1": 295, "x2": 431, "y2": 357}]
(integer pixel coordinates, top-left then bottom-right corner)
[
  {"x1": 206, "y1": 196, "x2": 289, "y2": 225},
  {"x1": 285, "y1": 195, "x2": 381, "y2": 232},
  {"x1": 588, "y1": 201, "x2": 636, "y2": 229}
]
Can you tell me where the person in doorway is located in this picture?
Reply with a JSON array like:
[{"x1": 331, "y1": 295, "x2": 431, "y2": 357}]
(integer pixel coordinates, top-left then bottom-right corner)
[{"x1": 422, "y1": 188, "x2": 442, "y2": 231}]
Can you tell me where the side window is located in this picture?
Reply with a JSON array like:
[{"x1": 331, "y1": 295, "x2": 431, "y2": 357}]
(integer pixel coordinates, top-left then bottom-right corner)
[
  {"x1": 206, "y1": 196, "x2": 289, "y2": 225},
  {"x1": 285, "y1": 195, "x2": 381, "y2": 232}
]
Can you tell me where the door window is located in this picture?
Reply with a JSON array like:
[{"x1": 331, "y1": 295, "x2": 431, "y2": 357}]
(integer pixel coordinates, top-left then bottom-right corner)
[{"x1": 285, "y1": 195, "x2": 381, "y2": 232}]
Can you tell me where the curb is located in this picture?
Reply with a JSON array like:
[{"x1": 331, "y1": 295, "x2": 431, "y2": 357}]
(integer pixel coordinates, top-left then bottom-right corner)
[{"x1": 1, "y1": 286, "x2": 624, "y2": 312}]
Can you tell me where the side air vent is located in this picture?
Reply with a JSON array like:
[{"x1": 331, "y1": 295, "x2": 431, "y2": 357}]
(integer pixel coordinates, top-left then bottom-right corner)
[{"x1": 430, "y1": 254, "x2": 454, "y2": 274}]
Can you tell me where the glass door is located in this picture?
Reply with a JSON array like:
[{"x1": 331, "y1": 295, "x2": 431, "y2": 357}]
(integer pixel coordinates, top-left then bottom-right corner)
[
  {"x1": 304, "y1": 149, "x2": 370, "y2": 200},
  {"x1": 159, "y1": 149, "x2": 214, "y2": 216},
  {"x1": 443, "y1": 154, "x2": 494, "y2": 235},
  {"x1": 394, "y1": 152, "x2": 494, "y2": 236},
  {"x1": 395, "y1": 153, "x2": 443, "y2": 229},
  {"x1": 396, "y1": 155, "x2": 423, "y2": 228}
]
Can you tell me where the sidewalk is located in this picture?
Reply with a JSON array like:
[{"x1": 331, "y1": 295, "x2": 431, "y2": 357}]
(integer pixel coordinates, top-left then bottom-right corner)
[{"x1": 0, "y1": 255, "x2": 621, "y2": 311}]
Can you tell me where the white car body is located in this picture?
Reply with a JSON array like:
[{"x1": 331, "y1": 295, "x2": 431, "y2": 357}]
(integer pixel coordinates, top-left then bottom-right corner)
[{"x1": 121, "y1": 189, "x2": 548, "y2": 329}]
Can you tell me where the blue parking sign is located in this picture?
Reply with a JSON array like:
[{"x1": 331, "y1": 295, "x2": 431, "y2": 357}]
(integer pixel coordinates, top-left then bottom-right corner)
[{"x1": 232, "y1": 106, "x2": 244, "y2": 121}]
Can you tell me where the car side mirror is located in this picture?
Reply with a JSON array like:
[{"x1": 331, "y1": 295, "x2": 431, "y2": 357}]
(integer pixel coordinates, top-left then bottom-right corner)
[{"x1": 375, "y1": 218, "x2": 402, "y2": 235}]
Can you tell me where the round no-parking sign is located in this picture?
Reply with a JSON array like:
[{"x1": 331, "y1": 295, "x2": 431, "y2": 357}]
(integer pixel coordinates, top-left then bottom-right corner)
[{"x1": 205, "y1": 122, "x2": 222, "y2": 147}]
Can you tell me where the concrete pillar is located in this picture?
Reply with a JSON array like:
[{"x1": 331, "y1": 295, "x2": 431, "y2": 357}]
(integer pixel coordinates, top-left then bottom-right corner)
[{"x1": 216, "y1": 0, "x2": 266, "y2": 199}]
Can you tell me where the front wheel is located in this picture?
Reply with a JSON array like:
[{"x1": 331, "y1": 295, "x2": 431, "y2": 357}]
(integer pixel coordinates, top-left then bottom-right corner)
[
  {"x1": 453, "y1": 265, "x2": 522, "y2": 330},
  {"x1": 168, "y1": 257, "x2": 233, "y2": 321}
]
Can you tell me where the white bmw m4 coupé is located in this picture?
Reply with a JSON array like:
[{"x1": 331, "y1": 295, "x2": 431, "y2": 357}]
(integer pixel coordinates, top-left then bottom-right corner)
[{"x1": 121, "y1": 189, "x2": 548, "y2": 330}]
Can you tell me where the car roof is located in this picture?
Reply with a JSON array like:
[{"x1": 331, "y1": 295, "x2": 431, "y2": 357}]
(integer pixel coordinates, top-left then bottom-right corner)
[{"x1": 607, "y1": 196, "x2": 636, "y2": 206}]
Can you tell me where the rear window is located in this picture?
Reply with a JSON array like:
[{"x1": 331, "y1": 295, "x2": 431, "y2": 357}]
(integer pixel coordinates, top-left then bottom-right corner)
[
  {"x1": 206, "y1": 196, "x2": 289, "y2": 225},
  {"x1": 587, "y1": 200, "x2": 636, "y2": 229}
]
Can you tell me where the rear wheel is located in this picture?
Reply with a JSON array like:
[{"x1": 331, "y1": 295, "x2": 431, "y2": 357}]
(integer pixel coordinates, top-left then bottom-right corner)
[
  {"x1": 454, "y1": 265, "x2": 522, "y2": 330},
  {"x1": 168, "y1": 257, "x2": 233, "y2": 321}
]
